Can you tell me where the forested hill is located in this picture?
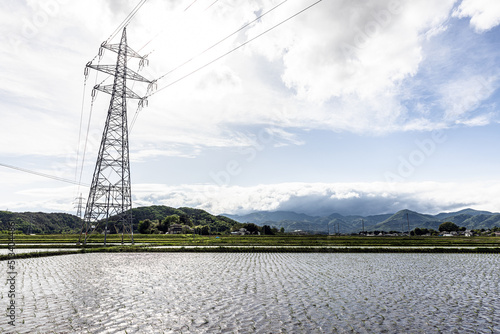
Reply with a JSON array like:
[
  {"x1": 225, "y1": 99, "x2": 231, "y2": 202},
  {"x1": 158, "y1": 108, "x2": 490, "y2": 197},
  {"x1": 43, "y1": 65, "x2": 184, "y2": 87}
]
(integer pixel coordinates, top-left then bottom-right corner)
[
  {"x1": 0, "y1": 211, "x2": 82, "y2": 234},
  {"x1": 4, "y1": 205, "x2": 499, "y2": 235},
  {"x1": 0, "y1": 206, "x2": 239, "y2": 234},
  {"x1": 128, "y1": 205, "x2": 239, "y2": 233}
]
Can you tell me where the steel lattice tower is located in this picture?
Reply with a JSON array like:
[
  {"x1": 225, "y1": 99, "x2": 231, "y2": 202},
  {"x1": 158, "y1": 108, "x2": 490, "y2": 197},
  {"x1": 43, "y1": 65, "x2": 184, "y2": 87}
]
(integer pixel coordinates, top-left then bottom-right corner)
[{"x1": 79, "y1": 28, "x2": 151, "y2": 245}]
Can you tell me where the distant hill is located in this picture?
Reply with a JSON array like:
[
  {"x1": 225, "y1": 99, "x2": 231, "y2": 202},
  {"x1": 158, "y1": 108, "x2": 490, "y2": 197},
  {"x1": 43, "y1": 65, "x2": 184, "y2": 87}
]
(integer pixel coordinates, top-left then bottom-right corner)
[
  {"x1": 225, "y1": 211, "x2": 318, "y2": 225},
  {"x1": 3, "y1": 206, "x2": 499, "y2": 235},
  {"x1": 0, "y1": 211, "x2": 82, "y2": 234},
  {"x1": 371, "y1": 209, "x2": 442, "y2": 232},
  {"x1": 0, "y1": 205, "x2": 240, "y2": 234},
  {"x1": 434, "y1": 208, "x2": 496, "y2": 220},
  {"x1": 110, "y1": 205, "x2": 240, "y2": 233},
  {"x1": 223, "y1": 208, "x2": 500, "y2": 233}
]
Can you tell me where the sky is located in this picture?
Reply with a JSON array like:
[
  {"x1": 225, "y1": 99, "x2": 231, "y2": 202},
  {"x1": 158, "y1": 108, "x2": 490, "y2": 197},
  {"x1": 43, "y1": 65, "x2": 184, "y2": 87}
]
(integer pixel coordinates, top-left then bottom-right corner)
[{"x1": 1, "y1": 0, "x2": 500, "y2": 217}]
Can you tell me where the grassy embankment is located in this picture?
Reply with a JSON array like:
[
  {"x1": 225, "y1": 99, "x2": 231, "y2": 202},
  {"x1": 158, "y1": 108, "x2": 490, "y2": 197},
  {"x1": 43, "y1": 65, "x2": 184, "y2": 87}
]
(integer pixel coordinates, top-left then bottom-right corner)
[
  {"x1": 1, "y1": 233, "x2": 500, "y2": 247},
  {"x1": 0, "y1": 233, "x2": 499, "y2": 260}
]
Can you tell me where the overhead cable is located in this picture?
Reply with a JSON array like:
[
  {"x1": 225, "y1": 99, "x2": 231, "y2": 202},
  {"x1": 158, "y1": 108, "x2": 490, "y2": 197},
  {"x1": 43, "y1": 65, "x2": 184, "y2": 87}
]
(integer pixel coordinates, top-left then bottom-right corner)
[
  {"x1": 152, "y1": 0, "x2": 289, "y2": 84},
  {"x1": 106, "y1": 0, "x2": 149, "y2": 44},
  {"x1": 87, "y1": 0, "x2": 149, "y2": 65},
  {"x1": 0, "y1": 163, "x2": 89, "y2": 187},
  {"x1": 147, "y1": 0, "x2": 323, "y2": 98}
]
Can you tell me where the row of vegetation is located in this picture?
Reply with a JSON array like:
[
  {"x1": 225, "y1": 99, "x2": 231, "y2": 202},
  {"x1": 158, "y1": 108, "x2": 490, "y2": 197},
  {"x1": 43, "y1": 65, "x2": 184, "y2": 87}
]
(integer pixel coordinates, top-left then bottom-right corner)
[
  {"x1": 1, "y1": 233, "x2": 499, "y2": 248},
  {"x1": 1, "y1": 244, "x2": 499, "y2": 261},
  {"x1": 365, "y1": 222, "x2": 500, "y2": 236},
  {"x1": 1, "y1": 208, "x2": 499, "y2": 240}
]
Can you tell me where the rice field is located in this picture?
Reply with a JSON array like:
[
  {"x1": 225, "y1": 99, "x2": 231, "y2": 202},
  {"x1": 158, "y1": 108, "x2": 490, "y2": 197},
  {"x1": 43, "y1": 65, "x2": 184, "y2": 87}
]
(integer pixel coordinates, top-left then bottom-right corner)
[
  {"x1": 2, "y1": 253, "x2": 499, "y2": 333},
  {"x1": 1, "y1": 234, "x2": 500, "y2": 248}
]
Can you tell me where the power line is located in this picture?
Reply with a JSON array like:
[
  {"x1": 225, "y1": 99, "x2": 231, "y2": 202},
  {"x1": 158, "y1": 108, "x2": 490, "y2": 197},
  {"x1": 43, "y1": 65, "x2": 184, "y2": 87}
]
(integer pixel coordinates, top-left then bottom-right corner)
[
  {"x1": 74, "y1": 73, "x2": 88, "y2": 184},
  {"x1": 184, "y1": 0, "x2": 199, "y2": 11},
  {"x1": 75, "y1": 53, "x2": 105, "y2": 197},
  {"x1": 151, "y1": 0, "x2": 289, "y2": 85},
  {"x1": 87, "y1": 0, "x2": 149, "y2": 65},
  {"x1": 205, "y1": 0, "x2": 220, "y2": 11},
  {"x1": 123, "y1": 0, "x2": 216, "y2": 62},
  {"x1": 106, "y1": 0, "x2": 149, "y2": 44},
  {"x1": 0, "y1": 163, "x2": 89, "y2": 187},
  {"x1": 76, "y1": 94, "x2": 97, "y2": 188},
  {"x1": 129, "y1": 1, "x2": 289, "y2": 132},
  {"x1": 147, "y1": 0, "x2": 323, "y2": 98}
]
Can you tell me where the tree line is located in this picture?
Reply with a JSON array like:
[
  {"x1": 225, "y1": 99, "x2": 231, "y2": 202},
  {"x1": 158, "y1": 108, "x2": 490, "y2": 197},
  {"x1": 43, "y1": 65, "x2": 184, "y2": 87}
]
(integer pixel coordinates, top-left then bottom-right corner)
[{"x1": 138, "y1": 215, "x2": 283, "y2": 235}]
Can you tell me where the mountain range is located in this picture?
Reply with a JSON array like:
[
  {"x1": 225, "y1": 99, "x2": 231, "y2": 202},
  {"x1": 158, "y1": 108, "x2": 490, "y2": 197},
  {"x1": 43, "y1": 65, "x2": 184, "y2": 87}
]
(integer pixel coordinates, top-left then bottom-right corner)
[
  {"x1": 223, "y1": 208, "x2": 500, "y2": 234},
  {"x1": 2, "y1": 206, "x2": 500, "y2": 234}
]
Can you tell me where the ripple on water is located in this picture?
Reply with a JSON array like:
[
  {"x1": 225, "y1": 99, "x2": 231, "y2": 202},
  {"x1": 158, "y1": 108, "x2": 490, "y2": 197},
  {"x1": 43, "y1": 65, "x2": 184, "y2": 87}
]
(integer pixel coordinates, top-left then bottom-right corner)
[{"x1": 1, "y1": 253, "x2": 499, "y2": 333}]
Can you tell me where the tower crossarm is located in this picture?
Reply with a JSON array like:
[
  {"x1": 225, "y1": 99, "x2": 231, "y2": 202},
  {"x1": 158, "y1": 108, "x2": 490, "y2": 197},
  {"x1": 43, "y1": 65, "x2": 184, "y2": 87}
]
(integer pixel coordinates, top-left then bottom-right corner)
[
  {"x1": 94, "y1": 84, "x2": 142, "y2": 99},
  {"x1": 102, "y1": 43, "x2": 145, "y2": 59},
  {"x1": 87, "y1": 64, "x2": 151, "y2": 83}
]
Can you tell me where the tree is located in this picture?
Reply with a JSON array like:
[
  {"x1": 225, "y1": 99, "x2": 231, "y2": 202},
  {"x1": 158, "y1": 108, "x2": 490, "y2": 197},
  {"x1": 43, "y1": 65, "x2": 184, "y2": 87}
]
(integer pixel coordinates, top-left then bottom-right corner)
[
  {"x1": 159, "y1": 214, "x2": 180, "y2": 233},
  {"x1": 179, "y1": 214, "x2": 192, "y2": 226},
  {"x1": 138, "y1": 219, "x2": 152, "y2": 234},
  {"x1": 200, "y1": 225, "x2": 210, "y2": 235},
  {"x1": 242, "y1": 223, "x2": 259, "y2": 234},
  {"x1": 439, "y1": 221, "x2": 459, "y2": 232},
  {"x1": 413, "y1": 227, "x2": 430, "y2": 236},
  {"x1": 262, "y1": 225, "x2": 274, "y2": 235}
]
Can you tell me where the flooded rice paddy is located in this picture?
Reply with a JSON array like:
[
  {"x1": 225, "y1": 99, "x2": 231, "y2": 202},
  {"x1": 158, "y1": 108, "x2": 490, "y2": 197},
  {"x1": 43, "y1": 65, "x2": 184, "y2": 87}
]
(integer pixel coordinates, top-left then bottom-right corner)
[{"x1": 2, "y1": 253, "x2": 499, "y2": 333}]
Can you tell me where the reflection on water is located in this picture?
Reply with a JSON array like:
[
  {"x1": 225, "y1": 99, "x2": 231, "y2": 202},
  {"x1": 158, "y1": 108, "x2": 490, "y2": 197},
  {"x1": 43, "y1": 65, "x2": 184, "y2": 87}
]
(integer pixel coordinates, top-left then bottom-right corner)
[{"x1": 2, "y1": 253, "x2": 499, "y2": 333}]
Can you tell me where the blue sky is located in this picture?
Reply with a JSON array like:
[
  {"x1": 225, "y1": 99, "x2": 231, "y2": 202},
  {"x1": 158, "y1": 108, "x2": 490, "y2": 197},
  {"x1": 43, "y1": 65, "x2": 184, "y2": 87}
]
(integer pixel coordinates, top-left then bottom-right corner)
[{"x1": 1, "y1": 0, "x2": 500, "y2": 216}]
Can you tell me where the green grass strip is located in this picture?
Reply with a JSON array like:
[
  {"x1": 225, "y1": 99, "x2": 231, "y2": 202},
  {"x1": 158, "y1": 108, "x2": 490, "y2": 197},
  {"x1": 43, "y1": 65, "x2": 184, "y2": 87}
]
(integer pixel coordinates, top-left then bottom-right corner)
[{"x1": 1, "y1": 246, "x2": 499, "y2": 260}]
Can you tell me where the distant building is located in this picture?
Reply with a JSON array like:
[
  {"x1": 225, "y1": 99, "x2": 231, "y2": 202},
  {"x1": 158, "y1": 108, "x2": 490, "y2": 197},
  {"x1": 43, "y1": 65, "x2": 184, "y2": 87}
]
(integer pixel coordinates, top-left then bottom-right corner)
[
  {"x1": 290, "y1": 230, "x2": 308, "y2": 235},
  {"x1": 231, "y1": 228, "x2": 249, "y2": 235},
  {"x1": 168, "y1": 224, "x2": 183, "y2": 234}
]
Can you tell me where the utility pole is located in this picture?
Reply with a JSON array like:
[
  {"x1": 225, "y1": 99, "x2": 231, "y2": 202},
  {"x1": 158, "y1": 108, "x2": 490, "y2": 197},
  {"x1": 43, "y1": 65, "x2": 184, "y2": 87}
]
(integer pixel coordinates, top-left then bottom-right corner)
[{"x1": 78, "y1": 28, "x2": 151, "y2": 245}]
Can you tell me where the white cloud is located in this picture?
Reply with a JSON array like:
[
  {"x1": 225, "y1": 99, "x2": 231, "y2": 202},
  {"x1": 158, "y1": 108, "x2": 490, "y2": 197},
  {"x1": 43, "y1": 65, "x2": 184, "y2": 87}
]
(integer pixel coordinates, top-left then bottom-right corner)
[
  {"x1": 129, "y1": 181, "x2": 500, "y2": 216},
  {"x1": 456, "y1": 113, "x2": 495, "y2": 126},
  {"x1": 248, "y1": 0, "x2": 455, "y2": 101},
  {"x1": 4, "y1": 178, "x2": 500, "y2": 217},
  {"x1": 1, "y1": 0, "x2": 498, "y2": 162},
  {"x1": 453, "y1": 0, "x2": 500, "y2": 32},
  {"x1": 439, "y1": 74, "x2": 498, "y2": 120},
  {"x1": 2, "y1": 0, "x2": 500, "y2": 217}
]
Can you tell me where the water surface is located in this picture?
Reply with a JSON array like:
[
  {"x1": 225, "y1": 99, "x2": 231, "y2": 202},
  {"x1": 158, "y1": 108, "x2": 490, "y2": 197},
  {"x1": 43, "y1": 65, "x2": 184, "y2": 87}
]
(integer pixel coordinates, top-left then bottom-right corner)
[{"x1": 2, "y1": 253, "x2": 499, "y2": 333}]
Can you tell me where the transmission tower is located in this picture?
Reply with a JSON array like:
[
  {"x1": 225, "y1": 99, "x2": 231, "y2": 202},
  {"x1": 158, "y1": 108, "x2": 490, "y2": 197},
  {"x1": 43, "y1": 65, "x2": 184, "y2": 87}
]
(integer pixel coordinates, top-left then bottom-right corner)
[
  {"x1": 79, "y1": 27, "x2": 151, "y2": 245},
  {"x1": 74, "y1": 193, "x2": 85, "y2": 219}
]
